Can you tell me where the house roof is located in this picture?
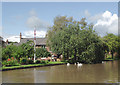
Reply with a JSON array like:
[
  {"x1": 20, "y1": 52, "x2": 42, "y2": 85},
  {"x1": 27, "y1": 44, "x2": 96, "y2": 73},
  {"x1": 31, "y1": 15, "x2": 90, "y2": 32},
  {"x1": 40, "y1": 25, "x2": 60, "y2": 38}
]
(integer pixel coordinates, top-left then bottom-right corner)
[{"x1": 20, "y1": 38, "x2": 47, "y2": 45}]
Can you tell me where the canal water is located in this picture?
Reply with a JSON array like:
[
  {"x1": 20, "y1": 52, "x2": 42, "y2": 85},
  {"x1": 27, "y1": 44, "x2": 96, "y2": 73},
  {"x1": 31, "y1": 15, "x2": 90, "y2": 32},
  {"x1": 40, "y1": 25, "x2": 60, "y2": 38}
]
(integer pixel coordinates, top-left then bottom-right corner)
[{"x1": 2, "y1": 60, "x2": 119, "y2": 83}]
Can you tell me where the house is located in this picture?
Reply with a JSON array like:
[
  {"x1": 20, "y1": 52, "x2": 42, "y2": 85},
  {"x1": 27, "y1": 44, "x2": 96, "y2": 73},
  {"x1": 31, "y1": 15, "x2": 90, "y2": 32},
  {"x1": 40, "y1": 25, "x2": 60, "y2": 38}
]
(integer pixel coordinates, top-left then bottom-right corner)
[
  {"x1": 4, "y1": 33, "x2": 50, "y2": 52},
  {"x1": 5, "y1": 33, "x2": 62, "y2": 61},
  {"x1": 19, "y1": 32, "x2": 50, "y2": 52}
]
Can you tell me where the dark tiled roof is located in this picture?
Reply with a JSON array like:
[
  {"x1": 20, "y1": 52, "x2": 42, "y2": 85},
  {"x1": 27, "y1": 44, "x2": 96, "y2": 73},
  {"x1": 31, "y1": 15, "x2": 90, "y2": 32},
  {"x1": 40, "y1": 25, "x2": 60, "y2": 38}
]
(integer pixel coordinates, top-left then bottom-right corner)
[{"x1": 20, "y1": 38, "x2": 47, "y2": 45}]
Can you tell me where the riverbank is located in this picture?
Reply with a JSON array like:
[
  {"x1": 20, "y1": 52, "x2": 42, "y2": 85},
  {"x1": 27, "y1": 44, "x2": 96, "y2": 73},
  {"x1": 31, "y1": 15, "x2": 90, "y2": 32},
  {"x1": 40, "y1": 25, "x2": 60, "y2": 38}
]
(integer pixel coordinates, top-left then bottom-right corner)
[
  {"x1": 103, "y1": 58, "x2": 119, "y2": 61},
  {"x1": 1, "y1": 62, "x2": 66, "y2": 71}
]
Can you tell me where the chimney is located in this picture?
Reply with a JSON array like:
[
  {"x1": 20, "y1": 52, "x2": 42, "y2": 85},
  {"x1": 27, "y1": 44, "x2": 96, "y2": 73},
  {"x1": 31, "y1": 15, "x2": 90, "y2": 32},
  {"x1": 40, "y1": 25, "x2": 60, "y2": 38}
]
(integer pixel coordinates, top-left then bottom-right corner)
[
  {"x1": 20, "y1": 32, "x2": 22, "y2": 42},
  {"x1": 6, "y1": 39, "x2": 8, "y2": 45}
]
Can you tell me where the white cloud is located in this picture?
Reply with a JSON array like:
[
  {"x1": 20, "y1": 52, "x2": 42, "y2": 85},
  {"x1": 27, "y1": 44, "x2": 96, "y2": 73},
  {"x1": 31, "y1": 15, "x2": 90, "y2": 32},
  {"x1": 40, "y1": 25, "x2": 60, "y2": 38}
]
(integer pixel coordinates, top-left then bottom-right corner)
[
  {"x1": 84, "y1": 10, "x2": 91, "y2": 17},
  {"x1": 3, "y1": 35, "x2": 20, "y2": 42},
  {"x1": 93, "y1": 11, "x2": 118, "y2": 36},
  {"x1": 23, "y1": 30, "x2": 46, "y2": 38},
  {"x1": 84, "y1": 10, "x2": 118, "y2": 36},
  {"x1": 26, "y1": 10, "x2": 50, "y2": 30},
  {"x1": 3, "y1": 30, "x2": 46, "y2": 43}
]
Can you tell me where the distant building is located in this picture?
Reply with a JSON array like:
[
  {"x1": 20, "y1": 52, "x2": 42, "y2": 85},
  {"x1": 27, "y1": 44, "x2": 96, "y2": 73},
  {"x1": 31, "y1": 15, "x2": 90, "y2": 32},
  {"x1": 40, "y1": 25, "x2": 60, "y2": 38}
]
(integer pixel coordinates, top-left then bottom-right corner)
[
  {"x1": 6, "y1": 39, "x2": 19, "y2": 46},
  {"x1": 19, "y1": 32, "x2": 50, "y2": 52},
  {"x1": 4, "y1": 33, "x2": 56, "y2": 56}
]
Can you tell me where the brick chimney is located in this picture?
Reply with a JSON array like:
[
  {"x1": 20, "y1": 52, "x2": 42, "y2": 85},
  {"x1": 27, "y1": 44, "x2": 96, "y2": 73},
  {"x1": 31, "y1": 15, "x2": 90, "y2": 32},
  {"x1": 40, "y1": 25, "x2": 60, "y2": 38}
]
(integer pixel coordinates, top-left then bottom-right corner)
[{"x1": 20, "y1": 32, "x2": 22, "y2": 42}]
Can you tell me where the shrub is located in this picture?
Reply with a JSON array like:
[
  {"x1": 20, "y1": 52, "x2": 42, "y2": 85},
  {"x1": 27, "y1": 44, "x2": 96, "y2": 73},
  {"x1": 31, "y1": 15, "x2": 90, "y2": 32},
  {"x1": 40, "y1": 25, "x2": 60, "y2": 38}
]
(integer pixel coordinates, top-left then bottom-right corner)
[
  {"x1": 28, "y1": 59, "x2": 34, "y2": 64},
  {"x1": 35, "y1": 60, "x2": 41, "y2": 64},
  {"x1": 36, "y1": 48, "x2": 51, "y2": 58},
  {"x1": 68, "y1": 59, "x2": 76, "y2": 64},
  {"x1": 40, "y1": 60, "x2": 46, "y2": 64},
  {"x1": 2, "y1": 61, "x2": 7, "y2": 67},
  {"x1": 45, "y1": 60, "x2": 49, "y2": 63},
  {"x1": 2, "y1": 58, "x2": 20, "y2": 67},
  {"x1": 20, "y1": 58, "x2": 28, "y2": 65}
]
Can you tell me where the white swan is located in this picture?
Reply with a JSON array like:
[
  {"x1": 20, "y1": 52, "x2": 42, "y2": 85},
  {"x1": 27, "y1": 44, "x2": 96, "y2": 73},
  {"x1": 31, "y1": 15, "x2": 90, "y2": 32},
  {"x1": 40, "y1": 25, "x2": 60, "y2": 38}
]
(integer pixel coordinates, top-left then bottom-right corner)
[
  {"x1": 67, "y1": 63, "x2": 70, "y2": 66},
  {"x1": 77, "y1": 62, "x2": 82, "y2": 66}
]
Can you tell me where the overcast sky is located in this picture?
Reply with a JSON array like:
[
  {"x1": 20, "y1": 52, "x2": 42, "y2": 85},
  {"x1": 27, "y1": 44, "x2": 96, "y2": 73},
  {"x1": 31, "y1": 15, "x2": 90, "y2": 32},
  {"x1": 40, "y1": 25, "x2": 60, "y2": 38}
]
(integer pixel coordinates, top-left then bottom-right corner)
[{"x1": 1, "y1": 2, "x2": 118, "y2": 42}]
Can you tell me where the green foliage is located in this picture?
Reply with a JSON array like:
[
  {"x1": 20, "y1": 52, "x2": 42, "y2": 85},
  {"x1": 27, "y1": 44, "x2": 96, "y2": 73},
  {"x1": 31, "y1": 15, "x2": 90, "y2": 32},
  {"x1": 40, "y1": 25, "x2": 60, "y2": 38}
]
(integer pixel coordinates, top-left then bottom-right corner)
[
  {"x1": 20, "y1": 58, "x2": 28, "y2": 65},
  {"x1": 2, "y1": 41, "x2": 34, "y2": 62},
  {"x1": 2, "y1": 45, "x2": 17, "y2": 60},
  {"x1": 1, "y1": 40, "x2": 52, "y2": 66},
  {"x1": 35, "y1": 60, "x2": 41, "y2": 64},
  {"x1": 20, "y1": 40, "x2": 34, "y2": 58},
  {"x1": 40, "y1": 60, "x2": 46, "y2": 64},
  {"x1": 47, "y1": 16, "x2": 104, "y2": 64},
  {"x1": 36, "y1": 48, "x2": 51, "y2": 58},
  {"x1": 2, "y1": 58, "x2": 19, "y2": 67},
  {"x1": 28, "y1": 59, "x2": 34, "y2": 64},
  {"x1": 2, "y1": 61, "x2": 7, "y2": 67},
  {"x1": 35, "y1": 60, "x2": 48, "y2": 64},
  {"x1": 103, "y1": 33, "x2": 119, "y2": 59}
]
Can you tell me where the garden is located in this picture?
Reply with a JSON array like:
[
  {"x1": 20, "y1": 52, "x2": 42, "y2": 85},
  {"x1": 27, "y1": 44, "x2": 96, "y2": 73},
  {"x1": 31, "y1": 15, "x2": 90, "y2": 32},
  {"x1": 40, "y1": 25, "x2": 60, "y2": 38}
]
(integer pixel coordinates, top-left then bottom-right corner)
[{"x1": 1, "y1": 41, "x2": 65, "y2": 70}]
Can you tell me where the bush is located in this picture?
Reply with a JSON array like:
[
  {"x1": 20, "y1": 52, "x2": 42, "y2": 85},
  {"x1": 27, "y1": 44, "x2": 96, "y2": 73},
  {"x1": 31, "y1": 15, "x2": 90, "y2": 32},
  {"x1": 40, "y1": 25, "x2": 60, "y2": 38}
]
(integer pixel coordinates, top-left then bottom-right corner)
[
  {"x1": 36, "y1": 48, "x2": 51, "y2": 58},
  {"x1": 45, "y1": 60, "x2": 49, "y2": 63},
  {"x1": 40, "y1": 60, "x2": 46, "y2": 64},
  {"x1": 28, "y1": 59, "x2": 34, "y2": 64},
  {"x1": 2, "y1": 58, "x2": 20, "y2": 67},
  {"x1": 2, "y1": 61, "x2": 7, "y2": 67},
  {"x1": 35, "y1": 60, "x2": 41, "y2": 64},
  {"x1": 68, "y1": 59, "x2": 76, "y2": 64},
  {"x1": 20, "y1": 58, "x2": 28, "y2": 65}
]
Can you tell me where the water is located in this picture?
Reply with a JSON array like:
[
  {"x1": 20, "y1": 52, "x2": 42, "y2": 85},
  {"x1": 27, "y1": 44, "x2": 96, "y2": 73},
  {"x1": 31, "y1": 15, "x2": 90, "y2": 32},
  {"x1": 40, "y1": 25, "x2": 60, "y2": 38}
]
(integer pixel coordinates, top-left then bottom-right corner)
[{"x1": 2, "y1": 60, "x2": 119, "y2": 83}]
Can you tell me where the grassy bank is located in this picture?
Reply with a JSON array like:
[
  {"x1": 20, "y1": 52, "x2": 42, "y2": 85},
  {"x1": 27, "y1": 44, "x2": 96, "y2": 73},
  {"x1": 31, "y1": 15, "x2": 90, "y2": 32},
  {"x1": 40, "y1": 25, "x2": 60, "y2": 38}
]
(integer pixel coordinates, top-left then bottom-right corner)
[
  {"x1": 1, "y1": 61, "x2": 66, "y2": 71},
  {"x1": 103, "y1": 58, "x2": 119, "y2": 61}
]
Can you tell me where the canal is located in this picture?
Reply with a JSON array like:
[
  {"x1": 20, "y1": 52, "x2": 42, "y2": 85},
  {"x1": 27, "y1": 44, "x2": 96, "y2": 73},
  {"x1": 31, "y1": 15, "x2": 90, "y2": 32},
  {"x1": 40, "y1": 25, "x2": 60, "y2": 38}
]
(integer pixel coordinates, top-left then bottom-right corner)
[{"x1": 2, "y1": 60, "x2": 119, "y2": 83}]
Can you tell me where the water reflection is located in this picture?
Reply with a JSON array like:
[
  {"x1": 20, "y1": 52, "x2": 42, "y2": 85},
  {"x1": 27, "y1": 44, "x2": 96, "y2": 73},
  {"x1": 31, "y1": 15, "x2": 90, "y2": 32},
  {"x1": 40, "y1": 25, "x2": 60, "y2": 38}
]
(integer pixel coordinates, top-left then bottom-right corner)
[{"x1": 2, "y1": 60, "x2": 118, "y2": 83}]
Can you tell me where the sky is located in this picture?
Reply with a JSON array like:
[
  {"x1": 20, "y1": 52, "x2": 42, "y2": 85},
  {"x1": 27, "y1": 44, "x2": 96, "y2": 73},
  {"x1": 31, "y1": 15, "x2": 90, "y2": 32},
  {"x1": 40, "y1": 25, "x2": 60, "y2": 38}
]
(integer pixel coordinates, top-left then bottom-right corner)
[{"x1": 1, "y1": 2, "x2": 118, "y2": 42}]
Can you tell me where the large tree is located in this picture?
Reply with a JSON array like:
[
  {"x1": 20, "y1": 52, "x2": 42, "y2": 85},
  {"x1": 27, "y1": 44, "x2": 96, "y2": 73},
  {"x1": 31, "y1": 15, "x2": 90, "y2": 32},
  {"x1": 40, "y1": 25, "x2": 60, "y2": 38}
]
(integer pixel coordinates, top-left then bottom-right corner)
[{"x1": 47, "y1": 16, "x2": 104, "y2": 64}]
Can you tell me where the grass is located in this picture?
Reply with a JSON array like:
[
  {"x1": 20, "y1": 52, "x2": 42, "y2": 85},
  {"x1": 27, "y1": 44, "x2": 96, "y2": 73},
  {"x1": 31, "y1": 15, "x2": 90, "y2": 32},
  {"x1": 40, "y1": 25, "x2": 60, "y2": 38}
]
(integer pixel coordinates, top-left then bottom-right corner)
[
  {"x1": 2, "y1": 61, "x2": 66, "y2": 71},
  {"x1": 104, "y1": 58, "x2": 119, "y2": 61},
  {"x1": 48, "y1": 61, "x2": 65, "y2": 64}
]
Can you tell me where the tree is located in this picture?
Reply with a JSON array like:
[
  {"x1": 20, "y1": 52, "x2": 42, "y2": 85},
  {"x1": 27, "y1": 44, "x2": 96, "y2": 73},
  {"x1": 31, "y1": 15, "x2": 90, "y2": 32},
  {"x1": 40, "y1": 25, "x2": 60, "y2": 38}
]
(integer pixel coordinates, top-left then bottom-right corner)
[
  {"x1": 36, "y1": 48, "x2": 51, "y2": 58},
  {"x1": 2, "y1": 44, "x2": 17, "y2": 61},
  {"x1": 20, "y1": 40, "x2": 34, "y2": 59},
  {"x1": 47, "y1": 16, "x2": 104, "y2": 64},
  {"x1": 103, "y1": 33, "x2": 119, "y2": 59},
  {"x1": 2, "y1": 40, "x2": 34, "y2": 62}
]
